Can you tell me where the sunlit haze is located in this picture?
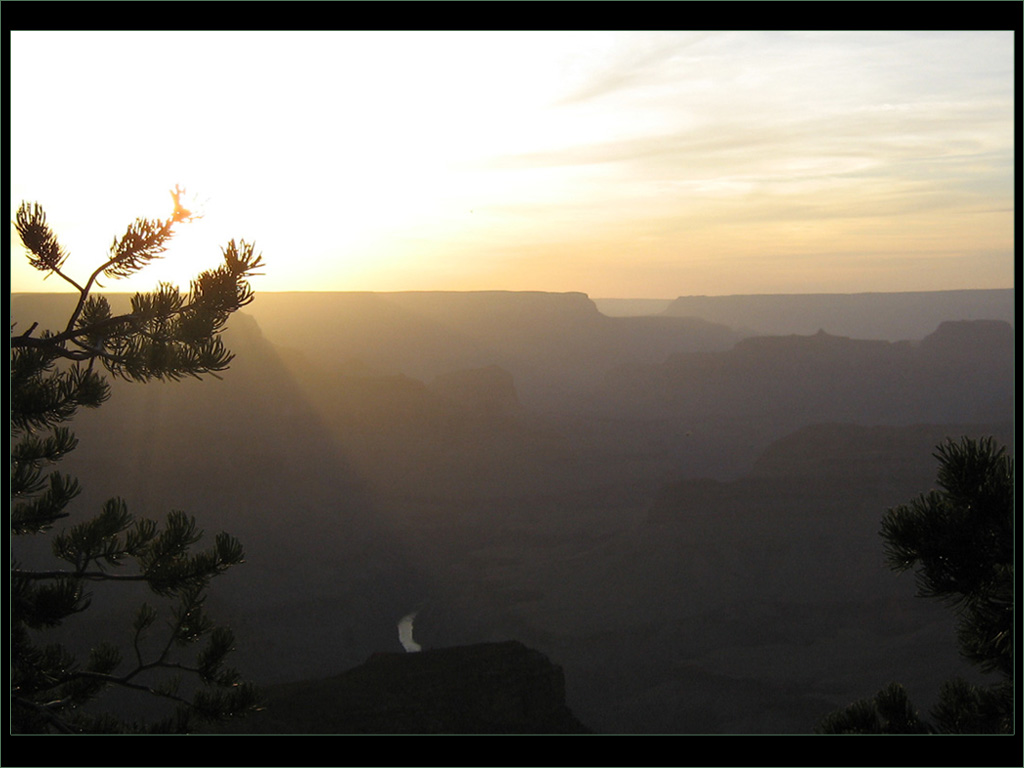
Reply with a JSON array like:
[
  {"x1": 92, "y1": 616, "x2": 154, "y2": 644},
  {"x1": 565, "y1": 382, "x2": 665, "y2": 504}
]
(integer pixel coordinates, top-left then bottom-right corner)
[
  {"x1": 6, "y1": 26, "x2": 1018, "y2": 745},
  {"x1": 9, "y1": 30, "x2": 1016, "y2": 298}
]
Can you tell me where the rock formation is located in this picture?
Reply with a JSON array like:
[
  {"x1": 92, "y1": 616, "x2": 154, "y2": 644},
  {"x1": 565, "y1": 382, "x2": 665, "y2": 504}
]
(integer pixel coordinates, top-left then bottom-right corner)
[{"x1": 228, "y1": 641, "x2": 591, "y2": 734}]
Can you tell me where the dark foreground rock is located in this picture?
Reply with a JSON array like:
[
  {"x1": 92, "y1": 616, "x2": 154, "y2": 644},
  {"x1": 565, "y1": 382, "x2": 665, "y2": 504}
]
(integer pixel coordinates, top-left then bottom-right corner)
[{"x1": 223, "y1": 641, "x2": 592, "y2": 734}]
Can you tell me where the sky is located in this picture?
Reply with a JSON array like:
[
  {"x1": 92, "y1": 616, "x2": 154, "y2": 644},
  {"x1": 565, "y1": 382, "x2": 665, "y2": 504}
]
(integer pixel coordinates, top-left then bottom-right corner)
[{"x1": 8, "y1": 30, "x2": 1016, "y2": 299}]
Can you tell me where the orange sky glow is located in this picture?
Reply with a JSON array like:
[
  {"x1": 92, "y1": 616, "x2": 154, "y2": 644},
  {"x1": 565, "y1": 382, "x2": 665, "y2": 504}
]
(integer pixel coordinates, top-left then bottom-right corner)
[{"x1": 9, "y1": 30, "x2": 1016, "y2": 299}]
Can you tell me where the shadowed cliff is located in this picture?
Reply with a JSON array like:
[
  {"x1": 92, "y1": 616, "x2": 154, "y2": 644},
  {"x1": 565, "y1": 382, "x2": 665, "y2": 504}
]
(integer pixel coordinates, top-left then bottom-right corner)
[{"x1": 224, "y1": 641, "x2": 591, "y2": 734}]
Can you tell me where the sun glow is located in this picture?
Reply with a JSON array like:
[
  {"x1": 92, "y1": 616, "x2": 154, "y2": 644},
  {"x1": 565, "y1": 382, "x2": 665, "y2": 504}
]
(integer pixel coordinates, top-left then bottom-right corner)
[{"x1": 9, "y1": 30, "x2": 1015, "y2": 299}]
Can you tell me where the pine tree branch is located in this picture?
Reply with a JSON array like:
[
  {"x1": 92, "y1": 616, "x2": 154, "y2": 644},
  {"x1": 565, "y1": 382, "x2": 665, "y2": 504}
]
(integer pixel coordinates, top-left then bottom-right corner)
[
  {"x1": 11, "y1": 336, "x2": 131, "y2": 365},
  {"x1": 47, "y1": 265, "x2": 86, "y2": 295},
  {"x1": 13, "y1": 562, "x2": 224, "y2": 584},
  {"x1": 11, "y1": 697, "x2": 78, "y2": 734},
  {"x1": 61, "y1": 665, "x2": 200, "y2": 702},
  {"x1": 12, "y1": 569, "x2": 149, "y2": 582},
  {"x1": 13, "y1": 280, "x2": 255, "y2": 352},
  {"x1": 14, "y1": 321, "x2": 39, "y2": 340},
  {"x1": 14, "y1": 310, "x2": 151, "y2": 350}
]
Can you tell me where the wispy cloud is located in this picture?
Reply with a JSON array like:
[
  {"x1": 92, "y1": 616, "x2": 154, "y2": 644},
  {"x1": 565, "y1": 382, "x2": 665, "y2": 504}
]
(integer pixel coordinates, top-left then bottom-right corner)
[{"x1": 9, "y1": 30, "x2": 1015, "y2": 297}]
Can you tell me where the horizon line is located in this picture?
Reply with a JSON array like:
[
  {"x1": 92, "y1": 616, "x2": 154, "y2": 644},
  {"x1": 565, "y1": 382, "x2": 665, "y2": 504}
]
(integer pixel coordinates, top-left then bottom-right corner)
[{"x1": 9, "y1": 286, "x2": 1016, "y2": 300}]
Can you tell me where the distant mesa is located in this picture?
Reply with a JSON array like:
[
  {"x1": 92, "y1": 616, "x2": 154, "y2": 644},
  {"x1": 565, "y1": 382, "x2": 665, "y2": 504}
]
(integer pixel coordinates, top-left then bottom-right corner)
[
  {"x1": 593, "y1": 297, "x2": 674, "y2": 317},
  {"x1": 919, "y1": 318, "x2": 1014, "y2": 353},
  {"x1": 662, "y1": 289, "x2": 1014, "y2": 340}
]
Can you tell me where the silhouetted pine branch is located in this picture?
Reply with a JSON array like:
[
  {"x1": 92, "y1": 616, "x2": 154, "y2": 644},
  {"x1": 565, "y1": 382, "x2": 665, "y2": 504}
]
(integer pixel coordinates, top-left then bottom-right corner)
[{"x1": 10, "y1": 188, "x2": 264, "y2": 733}]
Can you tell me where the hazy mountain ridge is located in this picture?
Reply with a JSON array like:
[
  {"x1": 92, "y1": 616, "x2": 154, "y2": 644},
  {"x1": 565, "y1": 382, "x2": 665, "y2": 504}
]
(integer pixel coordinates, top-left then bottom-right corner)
[
  {"x1": 9, "y1": 290, "x2": 1015, "y2": 733},
  {"x1": 662, "y1": 288, "x2": 1013, "y2": 339},
  {"x1": 598, "y1": 321, "x2": 1013, "y2": 475},
  {"x1": 243, "y1": 290, "x2": 746, "y2": 410}
]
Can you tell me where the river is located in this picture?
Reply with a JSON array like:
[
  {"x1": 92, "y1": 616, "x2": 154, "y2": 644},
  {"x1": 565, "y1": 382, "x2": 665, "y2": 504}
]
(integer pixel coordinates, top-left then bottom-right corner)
[{"x1": 398, "y1": 611, "x2": 421, "y2": 652}]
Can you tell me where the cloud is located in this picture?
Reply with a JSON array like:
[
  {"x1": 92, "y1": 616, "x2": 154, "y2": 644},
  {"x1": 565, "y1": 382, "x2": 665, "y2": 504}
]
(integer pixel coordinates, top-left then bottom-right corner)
[
  {"x1": 551, "y1": 32, "x2": 712, "y2": 107},
  {"x1": 10, "y1": 30, "x2": 1015, "y2": 297}
]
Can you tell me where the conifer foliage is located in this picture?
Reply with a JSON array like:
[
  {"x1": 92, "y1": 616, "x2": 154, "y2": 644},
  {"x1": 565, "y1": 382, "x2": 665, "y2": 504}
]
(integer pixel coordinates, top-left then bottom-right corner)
[
  {"x1": 818, "y1": 436, "x2": 1014, "y2": 734},
  {"x1": 10, "y1": 188, "x2": 264, "y2": 733}
]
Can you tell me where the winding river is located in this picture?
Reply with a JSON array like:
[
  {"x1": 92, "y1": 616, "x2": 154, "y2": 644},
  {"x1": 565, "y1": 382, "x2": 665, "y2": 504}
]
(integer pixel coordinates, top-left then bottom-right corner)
[{"x1": 398, "y1": 611, "x2": 422, "y2": 652}]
